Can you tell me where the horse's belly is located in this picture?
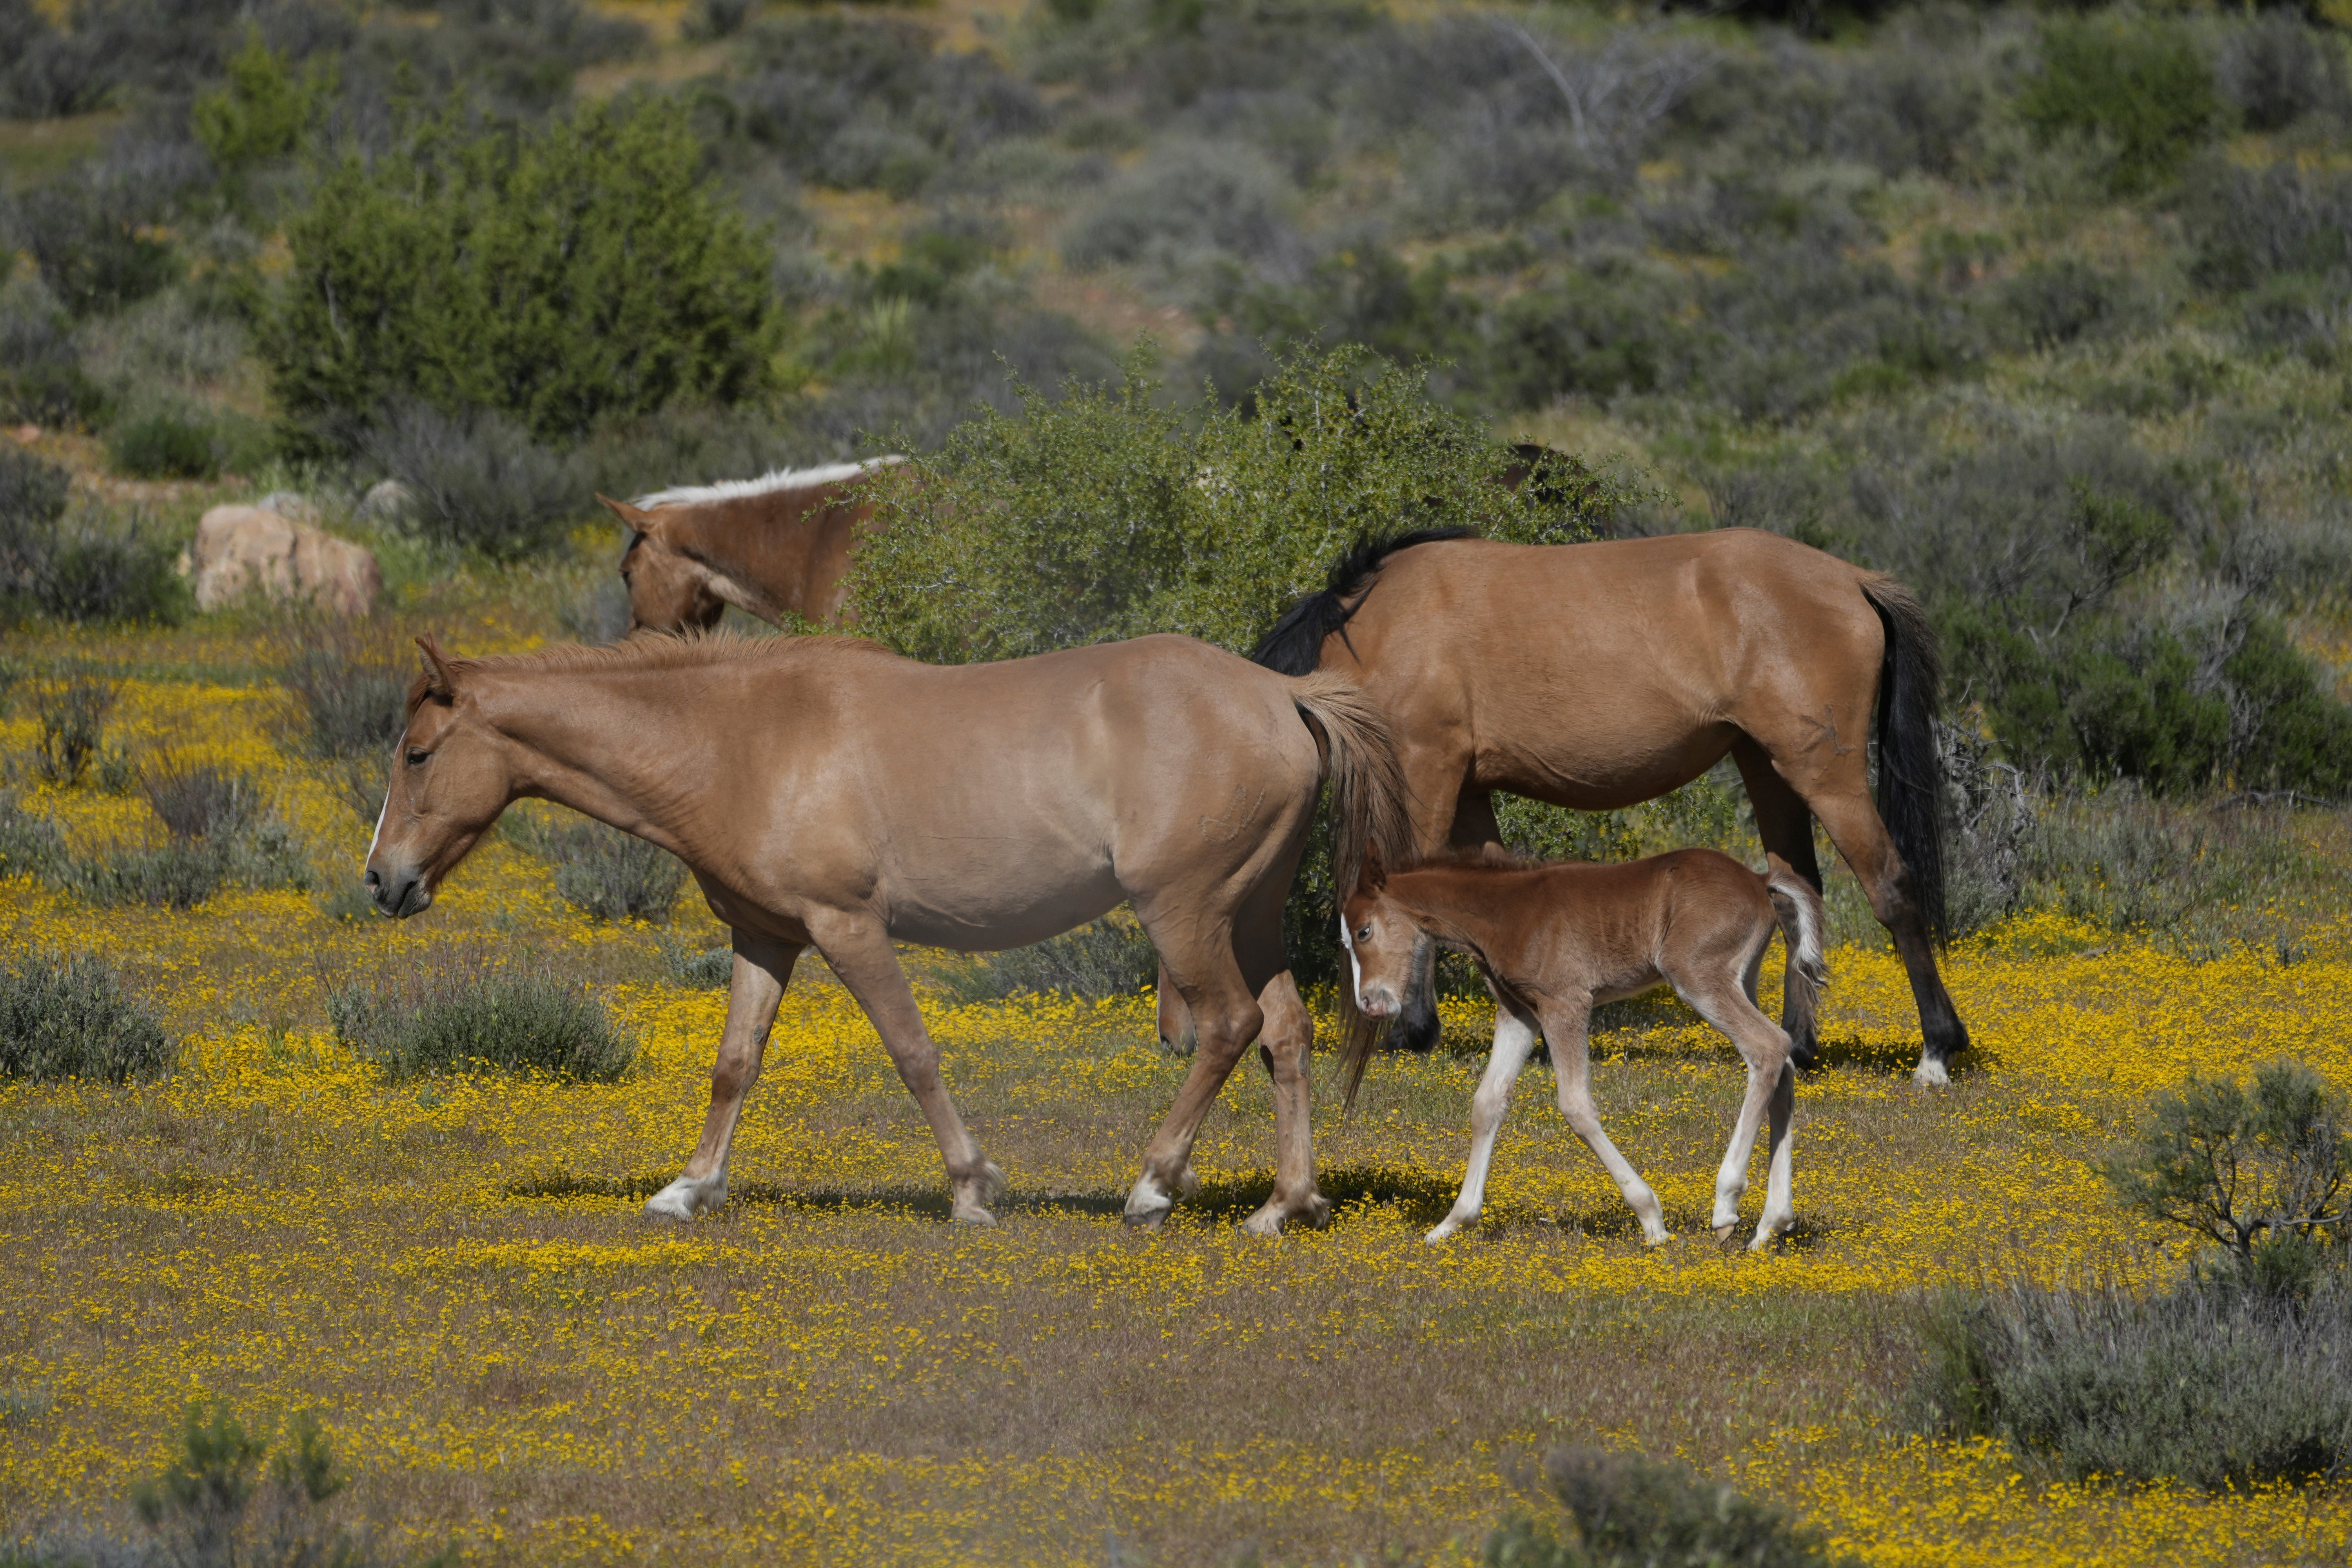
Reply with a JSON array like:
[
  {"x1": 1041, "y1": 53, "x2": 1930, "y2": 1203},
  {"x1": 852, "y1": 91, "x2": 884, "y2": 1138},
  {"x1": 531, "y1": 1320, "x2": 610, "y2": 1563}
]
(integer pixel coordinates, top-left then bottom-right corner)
[{"x1": 883, "y1": 863, "x2": 1125, "y2": 953}]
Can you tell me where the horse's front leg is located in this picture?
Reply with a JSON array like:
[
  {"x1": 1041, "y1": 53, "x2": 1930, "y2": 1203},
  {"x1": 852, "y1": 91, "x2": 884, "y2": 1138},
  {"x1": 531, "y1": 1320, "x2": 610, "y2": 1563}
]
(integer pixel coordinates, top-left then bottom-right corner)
[
  {"x1": 648, "y1": 932, "x2": 800, "y2": 1220},
  {"x1": 811, "y1": 909, "x2": 1004, "y2": 1223},
  {"x1": 1426, "y1": 998, "x2": 1541, "y2": 1243}
]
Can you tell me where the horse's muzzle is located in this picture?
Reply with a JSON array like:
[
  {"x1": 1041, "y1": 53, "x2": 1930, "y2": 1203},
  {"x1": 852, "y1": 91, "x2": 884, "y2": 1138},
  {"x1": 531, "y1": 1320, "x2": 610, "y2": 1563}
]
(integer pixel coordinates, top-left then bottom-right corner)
[
  {"x1": 1357, "y1": 987, "x2": 1399, "y2": 1019},
  {"x1": 365, "y1": 867, "x2": 432, "y2": 919}
]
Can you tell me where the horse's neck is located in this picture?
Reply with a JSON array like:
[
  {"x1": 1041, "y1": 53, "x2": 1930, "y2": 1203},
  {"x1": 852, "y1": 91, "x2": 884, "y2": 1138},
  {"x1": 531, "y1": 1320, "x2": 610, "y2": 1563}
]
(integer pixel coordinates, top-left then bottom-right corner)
[
  {"x1": 481, "y1": 668, "x2": 720, "y2": 853},
  {"x1": 673, "y1": 494, "x2": 830, "y2": 608}
]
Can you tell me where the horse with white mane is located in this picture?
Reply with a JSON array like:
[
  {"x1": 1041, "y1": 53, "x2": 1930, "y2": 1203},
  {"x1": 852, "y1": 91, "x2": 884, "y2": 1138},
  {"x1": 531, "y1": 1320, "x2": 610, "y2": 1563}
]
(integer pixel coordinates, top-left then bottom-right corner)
[{"x1": 593, "y1": 458, "x2": 903, "y2": 636}]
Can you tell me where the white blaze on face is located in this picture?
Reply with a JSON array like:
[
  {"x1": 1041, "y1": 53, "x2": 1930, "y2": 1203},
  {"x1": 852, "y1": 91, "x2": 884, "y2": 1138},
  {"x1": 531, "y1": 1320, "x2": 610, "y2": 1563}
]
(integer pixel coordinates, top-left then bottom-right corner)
[
  {"x1": 1339, "y1": 915, "x2": 1364, "y2": 1005},
  {"x1": 364, "y1": 746, "x2": 393, "y2": 864}
]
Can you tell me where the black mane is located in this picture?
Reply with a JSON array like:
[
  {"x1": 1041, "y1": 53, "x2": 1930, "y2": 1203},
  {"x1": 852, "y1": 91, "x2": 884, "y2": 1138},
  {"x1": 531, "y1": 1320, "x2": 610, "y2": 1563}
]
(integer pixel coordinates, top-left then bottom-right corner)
[{"x1": 1248, "y1": 527, "x2": 1477, "y2": 676}]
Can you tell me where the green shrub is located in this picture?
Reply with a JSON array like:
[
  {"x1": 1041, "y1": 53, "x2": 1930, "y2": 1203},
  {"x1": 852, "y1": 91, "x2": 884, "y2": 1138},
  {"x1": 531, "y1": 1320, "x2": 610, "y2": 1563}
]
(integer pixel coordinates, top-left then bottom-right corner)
[
  {"x1": 58, "y1": 818, "x2": 311, "y2": 910},
  {"x1": 2018, "y1": 18, "x2": 2220, "y2": 196},
  {"x1": 0, "y1": 948, "x2": 173, "y2": 1082},
  {"x1": 356, "y1": 400, "x2": 586, "y2": 559},
  {"x1": 141, "y1": 757, "x2": 263, "y2": 842},
  {"x1": 852, "y1": 343, "x2": 1628, "y2": 663},
  {"x1": 327, "y1": 950, "x2": 636, "y2": 1082},
  {"x1": 0, "y1": 790, "x2": 64, "y2": 880},
  {"x1": 927, "y1": 911, "x2": 1160, "y2": 1005},
  {"x1": 9, "y1": 175, "x2": 180, "y2": 318},
  {"x1": 1484, "y1": 1447, "x2": 1844, "y2": 1568},
  {"x1": 267, "y1": 94, "x2": 779, "y2": 447},
  {"x1": 131, "y1": 1401, "x2": 355, "y2": 1568},
  {"x1": 508, "y1": 812, "x2": 688, "y2": 923},
  {"x1": 2100, "y1": 1062, "x2": 2349, "y2": 1298},
  {"x1": 1912, "y1": 1276, "x2": 2352, "y2": 1490},
  {"x1": 107, "y1": 409, "x2": 219, "y2": 479}
]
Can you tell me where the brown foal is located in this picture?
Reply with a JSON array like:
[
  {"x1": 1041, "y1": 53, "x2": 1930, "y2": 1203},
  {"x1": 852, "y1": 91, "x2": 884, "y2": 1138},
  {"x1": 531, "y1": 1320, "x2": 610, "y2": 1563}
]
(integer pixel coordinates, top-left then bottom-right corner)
[
  {"x1": 1339, "y1": 845, "x2": 1826, "y2": 1251},
  {"x1": 365, "y1": 631, "x2": 1411, "y2": 1234}
]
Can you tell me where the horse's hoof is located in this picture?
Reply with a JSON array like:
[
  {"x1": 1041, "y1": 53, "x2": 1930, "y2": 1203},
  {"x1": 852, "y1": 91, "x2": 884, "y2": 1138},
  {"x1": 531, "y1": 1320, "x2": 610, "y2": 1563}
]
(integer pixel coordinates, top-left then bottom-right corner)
[
  {"x1": 1122, "y1": 1208, "x2": 1166, "y2": 1232},
  {"x1": 646, "y1": 1176, "x2": 720, "y2": 1220},
  {"x1": 951, "y1": 1205, "x2": 998, "y2": 1226},
  {"x1": 1641, "y1": 1229, "x2": 1674, "y2": 1249},
  {"x1": 1913, "y1": 1058, "x2": 1951, "y2": 1088},
  {"x1": 1711, "y1": 1222, "x2": 1740, "y2": 1250},
  {"x1": 1239, "y1": 1208, "x2": 1284, "y2": 1238},
  {"x1": 1423, "y1": 1223, "x2": 1459, "y2": 1245}
]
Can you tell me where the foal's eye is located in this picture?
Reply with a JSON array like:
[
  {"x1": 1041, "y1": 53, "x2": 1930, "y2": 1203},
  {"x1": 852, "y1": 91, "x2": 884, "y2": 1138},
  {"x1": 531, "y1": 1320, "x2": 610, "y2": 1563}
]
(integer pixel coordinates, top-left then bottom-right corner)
[
  {"x1": 405, "y1": 748, "x2": 430, "y2": 766},
  {"x1": 1355, "y1": 924, "x2": 1373, "y2": 944}
]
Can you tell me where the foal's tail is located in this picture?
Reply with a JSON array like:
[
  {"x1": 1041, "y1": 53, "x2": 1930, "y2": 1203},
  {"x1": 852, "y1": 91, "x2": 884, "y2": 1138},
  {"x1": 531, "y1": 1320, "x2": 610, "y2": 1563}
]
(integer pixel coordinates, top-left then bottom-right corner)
[
  {"x1": 1859, "y1": 572, "x2": 1949, "y2": 947},
  {"x1": 1764, "y1": 858, "x2": 1828, "y2": 1068},
  {"x1": 1286, "y1": 670, "x2": 1415, "y2": 907}
]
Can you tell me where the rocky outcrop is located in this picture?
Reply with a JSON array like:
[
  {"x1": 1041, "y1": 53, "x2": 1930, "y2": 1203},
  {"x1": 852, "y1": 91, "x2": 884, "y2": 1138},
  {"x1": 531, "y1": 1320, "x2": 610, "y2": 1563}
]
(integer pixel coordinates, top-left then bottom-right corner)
[{"x1": 183, "y1": 504, "x2": 382, "y2": 616}]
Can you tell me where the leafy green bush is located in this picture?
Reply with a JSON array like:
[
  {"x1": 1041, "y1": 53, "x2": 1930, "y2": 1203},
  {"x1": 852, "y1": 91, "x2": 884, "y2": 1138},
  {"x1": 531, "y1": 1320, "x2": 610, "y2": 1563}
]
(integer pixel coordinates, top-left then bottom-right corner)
[
  {"x1": 327, "y1": 950, "x2": 636, "y2": 1082},
  {"x1": 356, "y1": 400, "x2": 586, "y2": 559},
  {"x1": 657, "y1": 934, "x2": 734, "y2": 989},
  {"x1": 2100, "y1": 1061, "x2": 2349, "y2": 1298},
  {"x1": 1484, "y1": 1447, "x2": 1844, "y2": 1568},
  {"x1": 0, "y1": 790, "x2": 65, "y2": 880},
  {"x1": 508, "y1": 812, "x2": 688, "y2": 923},
  {"x1": 131, "y1": 1401, "x2": 354, "y2": 1568},
  {"x1": 267, "y1": 94, "x2": 779, "y2": 446},
  {"x1": 926, "y1": 911, "x2": 1160, "y2": 1005},
  {"x1": 2018, "y1": 18, "x2": 2220, "y2": 196},
  {"x1": 7, "y1": 173, "x2": 180, "y2": 318},
  {"x1": 1912, "y1": 1276, "x2": 2352, "y2": 1490},
  {"x1": 58, "y1": 818, "x2": 311, "y2": 910},
  {"x1": 107, "y1": 409, "x2": 219, "y2": 479},
  {"x1": 0, "y1": 948, "x2": 173, "y2": 1082},
  {"x1": 852, "y1": 343, "x2": 1628, "y2": 663}
]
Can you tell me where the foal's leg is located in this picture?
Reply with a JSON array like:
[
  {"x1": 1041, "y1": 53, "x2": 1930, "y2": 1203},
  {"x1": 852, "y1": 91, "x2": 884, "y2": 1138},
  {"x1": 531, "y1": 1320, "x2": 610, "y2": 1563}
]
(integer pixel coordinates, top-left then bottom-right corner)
[
  {"x1": 1674, "y1": 959, "x2": 1799, "y2": 1251},
  {"x1": 648, "y1": 932, "x2": 800, "y2": 1220},
  {"x1": 1732, "y1": 741, "x2": 1820, "y2": 1067},
  {"x1": 811, "y1": 909, "x2": 1005, "y2": 1224},
  {"x1": 1540, "y1": 995, "x2": 1671, "y2": 1246},
  {"x1": 1425, "y1": 998, "x2": 1541, "y2": 1243}
]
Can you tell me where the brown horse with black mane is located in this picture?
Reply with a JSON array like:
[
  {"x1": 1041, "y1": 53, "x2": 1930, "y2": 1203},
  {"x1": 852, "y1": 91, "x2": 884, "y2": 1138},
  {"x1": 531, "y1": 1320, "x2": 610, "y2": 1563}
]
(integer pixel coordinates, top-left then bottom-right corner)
[
  {"x1": 363, "y1": 631, "x2": 1412, "y2": 1232},
  {"x1": 594, "y1": 458, "x2": 901, "y2": 636},
  {"x1": 1238, "y1": 526, "x2": 1967, "y2": 1085}
]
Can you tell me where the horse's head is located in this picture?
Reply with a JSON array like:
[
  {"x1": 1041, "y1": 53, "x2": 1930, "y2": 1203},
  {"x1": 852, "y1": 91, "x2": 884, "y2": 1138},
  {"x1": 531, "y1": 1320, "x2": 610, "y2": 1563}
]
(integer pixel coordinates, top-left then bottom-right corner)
[
  {"x1": 363, "y1": 636, "x2": 517, "y2": 919},
  {"x1": 597, "y1": 495, "x2": 724, "y2": 636},
  {"x1": 1338, "y1": 842, "x2": 1417, "y2": 1019}
]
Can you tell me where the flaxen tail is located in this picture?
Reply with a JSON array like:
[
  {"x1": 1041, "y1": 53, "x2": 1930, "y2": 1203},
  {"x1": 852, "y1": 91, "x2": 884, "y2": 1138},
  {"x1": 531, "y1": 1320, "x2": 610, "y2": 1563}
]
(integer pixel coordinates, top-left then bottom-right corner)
[
  {"x1": 1287, "y1": 671, "x2": 1416, "y2": 1097},
  {"x1": 1764, "y1": 859, "x2": 1828, "y2": 1070}
]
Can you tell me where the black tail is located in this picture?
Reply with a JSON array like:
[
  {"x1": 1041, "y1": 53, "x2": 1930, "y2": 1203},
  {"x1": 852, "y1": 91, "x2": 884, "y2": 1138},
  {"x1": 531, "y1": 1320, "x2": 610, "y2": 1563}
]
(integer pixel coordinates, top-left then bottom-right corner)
[
  {"x1": 1249, "y1": 526, "x2": 1478, "y2": 676},
  {"x1": 1860, "y1": 575, "x2": 1949, "y2": 947}
]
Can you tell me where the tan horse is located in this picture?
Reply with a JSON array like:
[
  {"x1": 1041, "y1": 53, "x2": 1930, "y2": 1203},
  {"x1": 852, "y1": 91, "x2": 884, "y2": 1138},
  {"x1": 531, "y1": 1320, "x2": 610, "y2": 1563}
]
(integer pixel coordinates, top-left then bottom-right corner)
[
  {"x1": 593, "y1": 458, "x2": 902, "y2": 635},
  {"x1": 1339, "y1": 843, "x2": 1825, "y2": 1252},
  {"x1": 1243, "y1": 526, "x2": 1967, "y2": 1086},
  {"x1": 363, "y1": 632, "x2": 1412, "y2": 1233}
]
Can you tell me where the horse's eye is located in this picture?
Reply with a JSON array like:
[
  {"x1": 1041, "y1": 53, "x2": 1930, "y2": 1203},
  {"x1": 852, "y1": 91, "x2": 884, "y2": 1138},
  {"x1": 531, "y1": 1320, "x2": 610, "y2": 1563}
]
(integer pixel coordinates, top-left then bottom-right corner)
[
  {"x1": 1355, "y1": 925, "x2": 1373, "y2": 943},
  {"x1": 406, "y1": 748, "x2": 430, "y2": 766}
]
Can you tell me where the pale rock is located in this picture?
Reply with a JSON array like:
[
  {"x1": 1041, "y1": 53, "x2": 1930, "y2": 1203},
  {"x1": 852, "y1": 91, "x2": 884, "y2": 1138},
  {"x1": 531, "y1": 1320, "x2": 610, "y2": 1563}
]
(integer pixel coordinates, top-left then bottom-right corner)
[
  {"x1": 185, "y1": 505, "x2": 381, "y2": 617},
  {"x1": 356, "y1": 479, "x2": 413, "y2": 521}
]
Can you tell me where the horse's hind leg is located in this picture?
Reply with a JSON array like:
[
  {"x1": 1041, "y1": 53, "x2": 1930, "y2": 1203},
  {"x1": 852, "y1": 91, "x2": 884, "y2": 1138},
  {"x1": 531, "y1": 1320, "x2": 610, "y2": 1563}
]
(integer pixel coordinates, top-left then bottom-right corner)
[
  {"x1": 809, "y1": 909, "x2": 1005, "y2": 1224},
  {"x1": 649, "y1": 931, "x2": 800, "y2": 1219},
  {"x1": 1804, "y1": 785, "x2": 1967, "y2": 1085},
  {"x1": 1246, "y1": 969, "x2": 1329, "y2": 1235},
  {"x1": 1124, "y1": 916, "x2": 1267, "y2": 1232},
  {"x1": 1426, "y1": 995, "x2": 1541, "y2": 1243},
  {"x1": 1673, "y1": 954, "x2": 1798, "y2": 1251},
  {"x1": 1732, "y1": 741, "x2": 1820, "y2": 1068}
]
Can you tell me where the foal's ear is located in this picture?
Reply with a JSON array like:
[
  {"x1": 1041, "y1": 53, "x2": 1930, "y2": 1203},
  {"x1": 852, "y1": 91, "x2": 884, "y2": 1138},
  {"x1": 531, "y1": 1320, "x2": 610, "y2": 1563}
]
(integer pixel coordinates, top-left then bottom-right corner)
[
  {"x1": 1358, "y1": 839, "x2": 1388, "y2": 895},
  {"x1": 416, "y1": 634, "x2": 459, "y2": 701}
]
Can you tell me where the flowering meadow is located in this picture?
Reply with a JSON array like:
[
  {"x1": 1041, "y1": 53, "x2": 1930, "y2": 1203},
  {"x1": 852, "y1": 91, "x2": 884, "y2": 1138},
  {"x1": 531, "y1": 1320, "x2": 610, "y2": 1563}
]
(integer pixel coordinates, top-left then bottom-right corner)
[{"x1": 4, "y1": 626, "x2": 2352, "y2": 1566}]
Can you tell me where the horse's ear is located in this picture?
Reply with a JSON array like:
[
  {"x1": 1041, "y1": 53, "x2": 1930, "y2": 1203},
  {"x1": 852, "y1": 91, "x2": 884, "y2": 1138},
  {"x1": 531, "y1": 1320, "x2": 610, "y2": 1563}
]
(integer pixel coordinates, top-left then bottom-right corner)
[
  {"x1": 1359, "y1": 839, "x2": 1388, "y2": 895},
  {"x1": 595, "y1": 494, "x2": 655, "y2": 534},
  {"x1": 416, "y1": 634, "x2": 459, "y2": 701}
]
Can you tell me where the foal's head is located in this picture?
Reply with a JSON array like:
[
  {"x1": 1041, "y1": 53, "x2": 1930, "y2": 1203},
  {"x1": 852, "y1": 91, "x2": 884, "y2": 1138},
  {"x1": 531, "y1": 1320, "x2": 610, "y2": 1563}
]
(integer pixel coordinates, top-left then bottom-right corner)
[
  {"x1": 363, "y1": 637, "x2": 517, "y2": 919},
  {"x1": 1338, "y1": 843, "x2": 1421, "y2": 1020}
]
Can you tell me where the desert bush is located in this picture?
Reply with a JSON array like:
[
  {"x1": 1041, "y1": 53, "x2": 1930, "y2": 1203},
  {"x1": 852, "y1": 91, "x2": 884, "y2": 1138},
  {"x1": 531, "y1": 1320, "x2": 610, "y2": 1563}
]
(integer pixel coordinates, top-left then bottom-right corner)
[
  {"x1": 107, "y1": 408, "x2": 220, "y2": 479},
  {"x1": 268, "y1": 94, "x2": 777, "y2": 447},
  {"x1": 0, "y1": 446, "x2": 74, "y2": 608},
  {"x1": 29, "y1": 671, "x2": 119, "y2": 786},
  {"x1": 140, "y1": 755, "x2": 263, "y2": 842},
  {"x1": 0, "y1": 948, "x2": 173, "y2": 1082},
  {"x1": 4, "y1": 165, "x2": 182, "y2": 319},
  {"x1": 658, "y1": 934, "x2": 734, "y2": 989},
  {"x1": 132, "y1": 1400, "x2": 354, "y2": 1568},
  {"x1": 2017, "y1": 16, "x2": 2220, "y2": 196},
  {"x1": 2, "y1": 452, "x2": 187, "y2": 625},
  {"x1": 2216, "y1": 11, "x2": 2349, "y2": 136},
  {"x1": 853, "y1": 343, "x2": 1628, "y2": 663},
  {"x1": 2100, "y1": 1061, "x2": 2350, "y2": 1298},
  {"x1": 1997, "y1": 259, "x2": 2140, "y2": 352},
  {"x1": 1061, "y1": 138, "x2": 1302, "y2": 277},
  {"x1": 929, "y1": 912, "x2": 1160, "y2": 1005},
  {"x1": 0, "y1": 790, "x2": 65, "y2": 880},
  {"x1": 507, "y1": 811, "x2": 688, "y2": 923},
  {"x1": 1483, "y1": 1446, "x2": 1843, "y2": 1568},
  {"x1": 273, "y1": 617, "x2": 413, "y2": 761},
  {"x1": 59, "y1": 810, "x2": 311, "y2": 910},
  {"x1": 1913, "y1": 1273, "x2": 2352, "y2": 1490},
  {"x1": 327, "y1": 949, "x2": 636, "y2": 1081},
  {"x1": 356, "y1": 401, "x2": 586, "y2": 559},
  {"x1": 558, "y1": 576, "x2": 632, "y2": 645},
  {"x1": 0, "y1": 275, "x2": 105, "y2": 430}
]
